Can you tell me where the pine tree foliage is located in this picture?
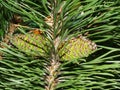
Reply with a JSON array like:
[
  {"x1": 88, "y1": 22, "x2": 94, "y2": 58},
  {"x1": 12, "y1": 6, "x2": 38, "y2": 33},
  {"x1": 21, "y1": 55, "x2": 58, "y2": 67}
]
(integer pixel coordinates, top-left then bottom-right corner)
[
  {"x1": 0, "y1": 2, "x2": 12, "y2": 40},
  {"x1": 0, "y1": 0, "x2": 120, "y2": 90}
]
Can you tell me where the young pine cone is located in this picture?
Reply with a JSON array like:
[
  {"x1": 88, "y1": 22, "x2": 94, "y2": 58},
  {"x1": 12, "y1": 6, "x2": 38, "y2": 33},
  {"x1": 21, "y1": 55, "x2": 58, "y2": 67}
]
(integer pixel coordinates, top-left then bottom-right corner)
[
  {"x1": 11, "y1": 33, "x2": 49, "y2": 56},
  {"x1": 59, "y1": 35, "x2": 97, "y2": 60}
]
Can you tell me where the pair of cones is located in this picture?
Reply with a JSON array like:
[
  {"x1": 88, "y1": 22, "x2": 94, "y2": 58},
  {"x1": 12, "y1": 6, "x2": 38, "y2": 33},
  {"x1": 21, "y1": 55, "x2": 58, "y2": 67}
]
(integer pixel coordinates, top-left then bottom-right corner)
[
  {"x1": 11, "y1": 31, "x2": 97, "y2": 60},
  {"x1": 1, "y1": 13, "x2": 97, "y2": 60}
]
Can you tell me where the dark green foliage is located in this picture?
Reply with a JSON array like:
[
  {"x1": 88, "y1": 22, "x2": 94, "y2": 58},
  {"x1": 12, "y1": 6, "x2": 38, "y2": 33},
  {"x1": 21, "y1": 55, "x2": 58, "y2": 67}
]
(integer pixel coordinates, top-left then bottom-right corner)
[
  {"x1": 0, "y1": 55, "x2": 45, "y2": 90},
  {"x1": 0, "y1": 5, "x2": 8, "y2": 40},
  {"x1": 0, "y1": 0, "x2": 120, "y2": 90}
]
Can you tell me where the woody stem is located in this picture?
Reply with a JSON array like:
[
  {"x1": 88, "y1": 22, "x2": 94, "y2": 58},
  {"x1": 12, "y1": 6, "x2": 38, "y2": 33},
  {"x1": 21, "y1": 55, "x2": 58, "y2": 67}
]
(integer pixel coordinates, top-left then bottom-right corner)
[{"x1": 45, "y1": 52, "x2": 60, "y2": 90}]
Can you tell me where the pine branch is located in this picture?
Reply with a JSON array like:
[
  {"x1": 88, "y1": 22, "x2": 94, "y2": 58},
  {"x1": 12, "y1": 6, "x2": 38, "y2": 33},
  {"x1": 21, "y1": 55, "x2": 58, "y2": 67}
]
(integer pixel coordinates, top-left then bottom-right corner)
[{"x1": 0, "y1": 0, "x2": 120, "y2": 89}]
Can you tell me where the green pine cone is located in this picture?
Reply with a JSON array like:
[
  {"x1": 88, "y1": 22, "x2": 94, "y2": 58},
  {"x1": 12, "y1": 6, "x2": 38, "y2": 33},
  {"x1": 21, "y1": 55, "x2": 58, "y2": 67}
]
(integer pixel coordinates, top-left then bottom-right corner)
[
  {"x1": 59, "y1": 35, "x2": 97, "y2": 60},
  {"x1": 11, "y1": 34, "x2": 48, "y2": 56}
]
